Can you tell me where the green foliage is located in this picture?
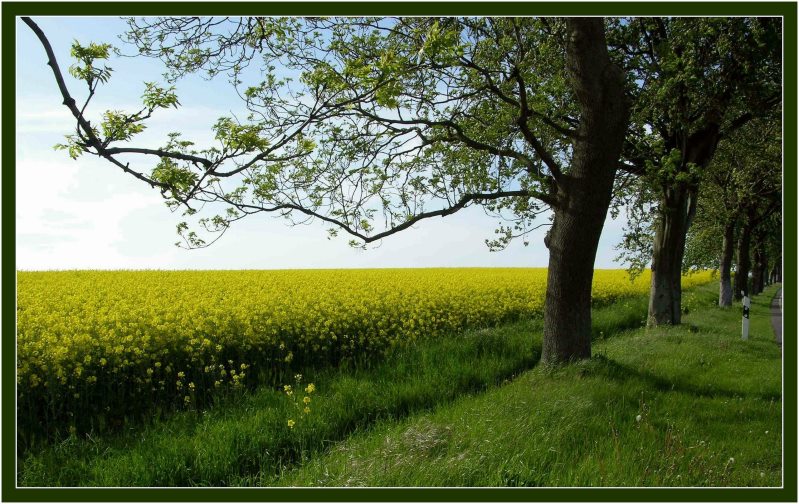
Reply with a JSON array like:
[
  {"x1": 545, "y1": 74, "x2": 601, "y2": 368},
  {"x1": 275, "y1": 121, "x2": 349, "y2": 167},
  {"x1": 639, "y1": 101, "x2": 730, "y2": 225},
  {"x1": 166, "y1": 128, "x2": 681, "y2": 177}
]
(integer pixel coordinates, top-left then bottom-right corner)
[
  {"x1": 53, "y1": 134, "x2": 85, "y2": 160},
  {"x1": 142, "y1": 82, "x2": 179, "y2": 110},
  {"x1": 646, "y1": 148, "x2": 701, "y2": 187},
  {"x1": 68, "y1": 40, "x2": 113, "y2": 85},
  {"x1": 612, "y1": 17, "x2": 780, "y2": 147},
  {"x1": 100, "y1": 110, "x2": 146, "y2": 142},
  {"x1": 63, "y1": 17, "x2": 587, "y2": 249},
  {"x1": 610, "y1": 17, "x2": 781, "y2": 278},
  {"x1": 162, "y1": 131, "x2": 195, "y2": 153},
  {"x1": 683, "y1": 117, "x2": 781, "y2": 272},
  {"x1": 212, "y1": 117, "x2": 270, "y2": 152},
  {"x1": 151, "y1": 158, "x2": 197, "y2": 196}
]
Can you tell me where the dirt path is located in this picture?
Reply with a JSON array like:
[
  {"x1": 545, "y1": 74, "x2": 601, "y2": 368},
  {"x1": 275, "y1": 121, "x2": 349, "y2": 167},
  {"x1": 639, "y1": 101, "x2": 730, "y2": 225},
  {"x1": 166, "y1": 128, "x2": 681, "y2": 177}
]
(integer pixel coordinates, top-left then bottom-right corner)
[{"x1": 771, "y1": 288, "x2": 782, "y2": 349}]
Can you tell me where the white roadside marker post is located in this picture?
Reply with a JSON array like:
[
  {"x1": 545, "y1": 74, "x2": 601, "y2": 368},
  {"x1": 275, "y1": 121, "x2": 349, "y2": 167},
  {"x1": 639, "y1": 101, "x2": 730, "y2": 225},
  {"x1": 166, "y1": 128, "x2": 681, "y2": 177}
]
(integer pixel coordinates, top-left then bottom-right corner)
[{"x1": 742, "y1": 291, "x2": 750, "y2": 341}]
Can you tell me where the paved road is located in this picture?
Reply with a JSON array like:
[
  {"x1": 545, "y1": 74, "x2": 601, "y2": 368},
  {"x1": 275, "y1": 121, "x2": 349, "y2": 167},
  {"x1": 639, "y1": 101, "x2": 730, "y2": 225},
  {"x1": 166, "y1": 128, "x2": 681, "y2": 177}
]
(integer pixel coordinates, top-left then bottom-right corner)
[{"x1": 771, "y1": 288, "x2": 782, "y2": 349}]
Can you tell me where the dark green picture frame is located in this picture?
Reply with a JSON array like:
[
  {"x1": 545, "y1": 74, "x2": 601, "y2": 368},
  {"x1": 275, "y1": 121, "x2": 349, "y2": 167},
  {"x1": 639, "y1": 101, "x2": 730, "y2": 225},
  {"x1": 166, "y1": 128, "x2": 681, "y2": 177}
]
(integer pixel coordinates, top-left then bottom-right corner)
[{"x1": 3, "y1": 2, "x2": 795, "y2": 501}]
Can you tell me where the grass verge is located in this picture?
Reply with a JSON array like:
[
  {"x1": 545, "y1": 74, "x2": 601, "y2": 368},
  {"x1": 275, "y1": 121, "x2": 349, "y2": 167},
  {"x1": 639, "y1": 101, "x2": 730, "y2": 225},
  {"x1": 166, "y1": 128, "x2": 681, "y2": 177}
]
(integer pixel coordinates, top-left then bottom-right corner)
[
  {"x1": 18, "y1": 292, "x2": 652, "y2": 486},
  {"x1": 18, "y1": 283, "x2": 781, "y2": 487},
  {"x1": 276, "y1": 284, "x2": 782, "y2": 487}
]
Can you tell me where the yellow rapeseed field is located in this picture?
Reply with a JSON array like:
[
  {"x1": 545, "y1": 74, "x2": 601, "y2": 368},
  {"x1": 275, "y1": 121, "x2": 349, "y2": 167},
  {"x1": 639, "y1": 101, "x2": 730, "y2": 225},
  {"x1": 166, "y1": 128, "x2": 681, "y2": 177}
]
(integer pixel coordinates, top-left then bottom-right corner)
[{"x1": 16, "y1": 268, "x2": 713, "y2": 440}]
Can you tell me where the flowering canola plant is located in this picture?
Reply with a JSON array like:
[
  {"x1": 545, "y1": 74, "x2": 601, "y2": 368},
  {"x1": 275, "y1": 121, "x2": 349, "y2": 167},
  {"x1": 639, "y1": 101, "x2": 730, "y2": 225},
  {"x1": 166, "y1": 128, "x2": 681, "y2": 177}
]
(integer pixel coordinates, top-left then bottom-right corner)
[{"x1": 16, "y1": 268, "x2": 713, "y2": 440}]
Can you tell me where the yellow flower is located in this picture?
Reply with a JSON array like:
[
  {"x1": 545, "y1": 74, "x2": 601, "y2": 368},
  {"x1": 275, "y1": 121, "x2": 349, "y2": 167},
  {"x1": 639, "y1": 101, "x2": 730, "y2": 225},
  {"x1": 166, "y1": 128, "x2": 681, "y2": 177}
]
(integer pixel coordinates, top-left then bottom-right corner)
[
  {"x1": 303, "y1": 396, "x2": 311, "y2": 404},
  {"x1": 303, "y1": 406, "x2": 311, "y2": 414},
  {"x1": 15, "y1": 268, "x2": 716, "y2": 443},
  {"x1": 284, "y1": 384, "x2": 293, "y2": 396},
  {"x1": 287, "y1": 419, "x2": 296, "y2": 429}
]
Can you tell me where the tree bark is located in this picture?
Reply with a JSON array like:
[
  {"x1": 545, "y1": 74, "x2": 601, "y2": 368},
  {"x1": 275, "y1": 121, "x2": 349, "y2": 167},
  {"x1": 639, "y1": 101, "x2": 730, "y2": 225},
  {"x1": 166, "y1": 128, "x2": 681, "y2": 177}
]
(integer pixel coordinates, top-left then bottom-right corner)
[
  {"x1": 648, "y1": 184, "x2": 696, "y2": 325},
  {"x1": 734, "y1": 217, "x2": 752, "y2": 300},
  {"x1": 541, "y1": 18, "x2": 629, "y2": 364},
  {"x1": 718, "y1": 219, "x2": 736, "y2": 307},
  {"x1": 648, "y1": 120, "x2": 724, "y2": 326}
]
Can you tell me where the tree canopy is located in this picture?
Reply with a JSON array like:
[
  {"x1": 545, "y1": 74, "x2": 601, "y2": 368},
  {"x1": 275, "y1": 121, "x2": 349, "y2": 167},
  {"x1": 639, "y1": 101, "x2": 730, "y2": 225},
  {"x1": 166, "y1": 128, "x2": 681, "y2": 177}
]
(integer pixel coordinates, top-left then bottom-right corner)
[
  {"x1": 683, "y1": 116, "x2": 781, "y2": 304},
  {"x1": 42, "y1": 17, "x2": 595, "y2": 250},
  {"x1": 608, "y1": 17, "x2": 781, "y2": 323}
]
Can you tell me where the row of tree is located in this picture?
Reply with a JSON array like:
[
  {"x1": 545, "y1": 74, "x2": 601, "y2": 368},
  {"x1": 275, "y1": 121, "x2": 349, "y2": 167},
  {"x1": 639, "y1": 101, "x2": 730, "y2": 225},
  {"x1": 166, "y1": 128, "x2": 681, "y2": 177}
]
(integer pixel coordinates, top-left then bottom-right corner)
[
  {"x1": 683, "y1": 117, "x2": 782, "y2": 305},
  {"x1": 23, "y1": 16, "x2": 782, "y2": 364}
]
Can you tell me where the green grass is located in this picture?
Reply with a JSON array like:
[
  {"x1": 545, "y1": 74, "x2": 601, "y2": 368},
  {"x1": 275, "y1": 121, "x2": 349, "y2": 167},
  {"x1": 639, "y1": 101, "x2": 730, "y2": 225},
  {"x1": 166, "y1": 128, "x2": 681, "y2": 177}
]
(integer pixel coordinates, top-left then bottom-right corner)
[
  {"x1": 17, "y1": 283, "x2": 782, "y2": 487},
  {"x1": 278, "y1": 284, "x2": 782, "y2": 487}
]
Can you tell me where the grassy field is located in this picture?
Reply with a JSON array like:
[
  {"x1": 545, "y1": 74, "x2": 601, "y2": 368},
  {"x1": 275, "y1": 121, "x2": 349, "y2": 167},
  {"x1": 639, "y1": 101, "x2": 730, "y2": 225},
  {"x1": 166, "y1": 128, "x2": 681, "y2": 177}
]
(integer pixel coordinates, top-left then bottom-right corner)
[{"x1": 17, "y1": 280, "x2": 782, "y2": 487}]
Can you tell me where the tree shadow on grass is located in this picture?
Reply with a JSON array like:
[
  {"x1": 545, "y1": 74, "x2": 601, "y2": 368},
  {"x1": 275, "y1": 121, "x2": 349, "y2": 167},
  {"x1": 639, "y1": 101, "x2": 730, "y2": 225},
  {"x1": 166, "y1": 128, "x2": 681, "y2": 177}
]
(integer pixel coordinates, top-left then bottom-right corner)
[{"x1": 587, "y1": 354, "x2": 781, "y2": 403}]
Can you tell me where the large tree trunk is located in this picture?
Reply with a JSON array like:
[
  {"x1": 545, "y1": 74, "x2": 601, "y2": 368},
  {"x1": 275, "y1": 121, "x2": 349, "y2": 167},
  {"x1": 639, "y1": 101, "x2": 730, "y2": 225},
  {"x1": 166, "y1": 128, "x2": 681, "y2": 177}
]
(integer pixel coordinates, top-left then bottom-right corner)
[
  {"x1": 543, "y1": 177, "x2": 617, "y2": 363},
  {"x1": 647, "y1": 125, "x2": 720, "y2": 326},
  {"x1": 719, "y1": 219, "x2": 736, "y2": 307},
  {"x1": 648, "y1": 184, "x2": 696, "y2": 325},
  {"x1": 540, "y1": 18, "x2": 629, "y2": 364},
  {"x1": 734, "y1": 219, "x2": 752, "y2": 300}
]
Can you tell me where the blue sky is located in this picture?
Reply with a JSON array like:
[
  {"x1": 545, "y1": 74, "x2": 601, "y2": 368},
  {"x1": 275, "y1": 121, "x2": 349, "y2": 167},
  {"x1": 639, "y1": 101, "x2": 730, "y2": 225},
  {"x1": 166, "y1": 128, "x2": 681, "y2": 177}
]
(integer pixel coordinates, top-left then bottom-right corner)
[{"x1": 16, "y1": 16, "x2": 631, "y2": 270}]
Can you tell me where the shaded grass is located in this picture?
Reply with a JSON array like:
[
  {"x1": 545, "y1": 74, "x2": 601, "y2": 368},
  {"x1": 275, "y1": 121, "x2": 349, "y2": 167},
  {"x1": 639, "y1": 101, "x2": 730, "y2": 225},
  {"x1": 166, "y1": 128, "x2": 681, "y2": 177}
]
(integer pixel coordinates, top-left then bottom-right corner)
[
  {"x1": 275, "y1": 284, "x2": 782, "y2": 487},
  {"x1": 18, "y1": 292, "x2": 652, "y2": 486}
]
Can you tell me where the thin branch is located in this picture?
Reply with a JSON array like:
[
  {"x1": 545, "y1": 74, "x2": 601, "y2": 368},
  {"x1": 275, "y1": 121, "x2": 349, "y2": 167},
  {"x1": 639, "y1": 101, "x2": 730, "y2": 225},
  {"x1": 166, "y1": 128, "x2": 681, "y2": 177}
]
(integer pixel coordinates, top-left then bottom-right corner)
[
  {"x1": 104, "y1": 147, "x2": 212, "y2": 167},
  {"x1": 719, "y1": 93, "x2": 781, "y2": 139},
  {"x1": 218, "y1": 189, "x2": 545, "y2": 244},
  {"x1": 22, "y1": 17, "x2": 170, "y2": 191}
]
